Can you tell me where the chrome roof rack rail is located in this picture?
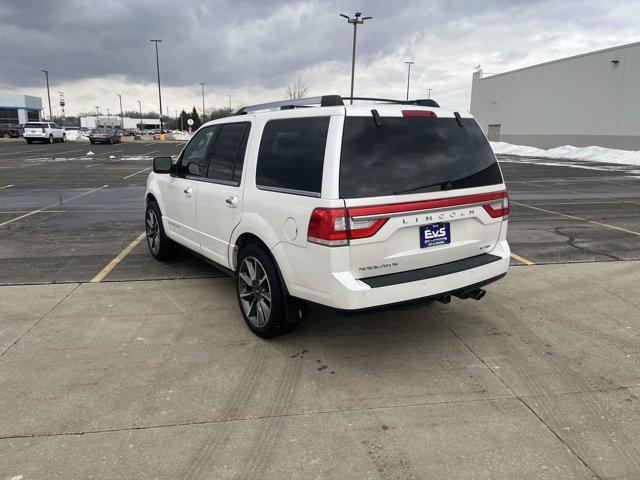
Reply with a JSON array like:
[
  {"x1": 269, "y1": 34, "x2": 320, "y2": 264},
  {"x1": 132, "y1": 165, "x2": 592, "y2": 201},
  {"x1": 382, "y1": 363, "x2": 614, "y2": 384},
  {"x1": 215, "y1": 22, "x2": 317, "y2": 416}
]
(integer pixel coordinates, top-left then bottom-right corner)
[
  {"x1": 343, "y1": 97, "x2": 440, "y2": 108},
  {"x1": 235, "y1": 95, "x2": 344, "y2": 115}
]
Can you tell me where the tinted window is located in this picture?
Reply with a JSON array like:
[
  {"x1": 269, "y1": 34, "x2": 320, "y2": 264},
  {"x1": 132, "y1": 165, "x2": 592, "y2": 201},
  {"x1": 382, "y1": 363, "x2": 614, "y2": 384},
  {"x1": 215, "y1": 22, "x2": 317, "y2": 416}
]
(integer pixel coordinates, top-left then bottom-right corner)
[
  {"x1": 340, "y1": 116, "x2": 503, "y2": 198},
  {"x1": 206, "y1": 123, "x2": 249, "y2": 184},
  {"x1": 25, "y1": 123, "x2": 43, "y2": 128},
  {"x1": 180, "y1": 126, "x2": 217, "y2": 177},
  {"x1": 256, "y1": 117, "x2": 329, "y2": 195}
]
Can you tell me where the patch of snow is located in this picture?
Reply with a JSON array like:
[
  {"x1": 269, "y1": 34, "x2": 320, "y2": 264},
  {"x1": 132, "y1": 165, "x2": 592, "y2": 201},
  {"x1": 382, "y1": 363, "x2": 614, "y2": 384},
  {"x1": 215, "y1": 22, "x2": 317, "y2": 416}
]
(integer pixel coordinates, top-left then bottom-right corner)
[
  {"x1": 168, "y1": 131, "x2": 193, "y2": 141},
  {"x1": 64, "y1": 131, "x2": 89, "y2": 142},
  {"x1": 86, "y1": 151, "x2": 94, "y2": 156},
  {"x1": 109, "y1": 155, "x2": 115, "y2": 159},
  {"x1": 491, "y1": 141, "x2": 640, "y2": 167}
]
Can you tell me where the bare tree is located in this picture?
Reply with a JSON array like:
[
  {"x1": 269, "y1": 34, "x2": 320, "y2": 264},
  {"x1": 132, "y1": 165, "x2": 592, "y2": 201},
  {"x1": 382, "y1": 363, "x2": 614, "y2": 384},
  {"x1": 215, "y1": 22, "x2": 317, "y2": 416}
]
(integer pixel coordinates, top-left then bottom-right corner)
[{"x1": 285, "y1": 77, "x2": 310, "y2": 99}]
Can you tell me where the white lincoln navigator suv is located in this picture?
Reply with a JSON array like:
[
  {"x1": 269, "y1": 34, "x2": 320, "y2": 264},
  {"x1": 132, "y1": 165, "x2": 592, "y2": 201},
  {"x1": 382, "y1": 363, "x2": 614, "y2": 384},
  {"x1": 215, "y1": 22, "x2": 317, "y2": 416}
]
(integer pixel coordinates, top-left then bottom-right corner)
[{"x1": 145, "y1": 96, "x2": 510, "y2": 337}]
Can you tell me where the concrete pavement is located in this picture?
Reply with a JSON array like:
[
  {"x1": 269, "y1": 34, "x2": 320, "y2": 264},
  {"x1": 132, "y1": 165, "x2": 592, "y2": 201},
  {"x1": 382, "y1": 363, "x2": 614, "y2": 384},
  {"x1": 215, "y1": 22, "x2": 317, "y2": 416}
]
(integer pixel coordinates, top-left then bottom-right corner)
[{"x1": 1, "y1": 261, "x2": 638, "y2": 479}]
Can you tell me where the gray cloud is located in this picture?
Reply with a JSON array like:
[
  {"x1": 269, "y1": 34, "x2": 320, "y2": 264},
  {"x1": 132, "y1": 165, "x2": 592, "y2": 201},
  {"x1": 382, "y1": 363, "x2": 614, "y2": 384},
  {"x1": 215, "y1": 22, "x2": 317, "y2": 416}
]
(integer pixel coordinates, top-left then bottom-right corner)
[{"x1": 1, "y1": 0, "x2": 639, "y2": 114}]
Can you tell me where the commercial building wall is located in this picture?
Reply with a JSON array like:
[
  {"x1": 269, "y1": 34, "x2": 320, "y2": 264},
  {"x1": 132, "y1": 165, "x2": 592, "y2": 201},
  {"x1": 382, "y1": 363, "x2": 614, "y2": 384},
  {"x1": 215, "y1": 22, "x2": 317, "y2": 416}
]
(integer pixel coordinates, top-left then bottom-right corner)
[
  {"x1": 0, "y1": 94, "x2": 43, "y2": 124},
  {"x1": 470, "y1": 41, "x2": 640, "y2": 150}
]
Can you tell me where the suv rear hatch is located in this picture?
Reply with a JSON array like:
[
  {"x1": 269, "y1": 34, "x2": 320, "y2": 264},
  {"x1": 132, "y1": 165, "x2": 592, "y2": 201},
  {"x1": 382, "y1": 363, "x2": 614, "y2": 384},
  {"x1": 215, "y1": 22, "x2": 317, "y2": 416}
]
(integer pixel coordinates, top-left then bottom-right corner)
[{"x1": 337, "y1": 107, "x2": 507, "y2": 280}]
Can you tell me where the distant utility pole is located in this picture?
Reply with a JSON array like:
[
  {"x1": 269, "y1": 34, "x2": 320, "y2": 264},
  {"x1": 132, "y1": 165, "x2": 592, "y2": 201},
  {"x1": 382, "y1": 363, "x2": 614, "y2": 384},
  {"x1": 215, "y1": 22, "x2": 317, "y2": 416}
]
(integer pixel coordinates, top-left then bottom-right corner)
[
  {"x1": 116, "y1": 94, "x2": 123, "y2": 127},
  {"x1": 339, "y1": 12, "x2": 372, "y2": 104},
  {"x1": 150, "y1": 39, "x2": 164, "y2": 133},
  {"x1": 229, "y1": 94, "x2": 232, "y2": 110},
  {"x1": 405, "y1": 61, "x2": 414, "y2": 101},
  {"x1": 200, "y1": 82, "x2": 206, "y2": 122},
  {"x1": 427, "y1": 88, "x2": 433, "y2": 99},
  {"x1": 40, "y1": 70, "x2": 52, "y2": 120},
  {"x1": 137, "y1": 99, "x2": 142, "y2": 118}
]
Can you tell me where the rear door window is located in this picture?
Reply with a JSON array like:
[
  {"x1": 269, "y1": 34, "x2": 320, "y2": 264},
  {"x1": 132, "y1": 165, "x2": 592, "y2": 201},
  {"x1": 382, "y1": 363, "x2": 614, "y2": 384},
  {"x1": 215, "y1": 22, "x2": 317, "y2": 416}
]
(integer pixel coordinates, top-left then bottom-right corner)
[
  {"x1": 256, "y1": 117, "x2": 330, "y2": 196},
  {"x1": 339, "y1": 116, "x2": 503, "y2": 198},
  {"x1": 206, "y1": 122, "x2": 250, "y2": 184}
]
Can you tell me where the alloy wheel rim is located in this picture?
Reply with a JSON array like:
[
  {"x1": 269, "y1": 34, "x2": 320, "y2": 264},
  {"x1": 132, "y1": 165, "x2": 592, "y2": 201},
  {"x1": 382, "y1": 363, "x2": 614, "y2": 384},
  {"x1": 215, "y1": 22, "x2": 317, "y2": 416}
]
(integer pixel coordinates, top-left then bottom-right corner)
[
  {"x1": 238, "y1": 257, "x2": 272, "y2": 328},
  {"x1": 145, "y1": 209, "x2": 160, "y2": 254}
]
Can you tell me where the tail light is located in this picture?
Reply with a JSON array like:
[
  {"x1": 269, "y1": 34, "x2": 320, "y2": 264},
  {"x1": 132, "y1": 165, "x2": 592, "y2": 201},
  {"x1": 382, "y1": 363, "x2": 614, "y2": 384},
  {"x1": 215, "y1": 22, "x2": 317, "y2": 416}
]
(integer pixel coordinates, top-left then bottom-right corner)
[
  {"x1": 308, "y1": 190, "x2": 509, "y2": 246},
  {"x1": 41, "y1": 128, "x2": 46, "y2": 133},
  {"x1": 482, "y1": 191, "x2": 509, "y2": 219},
  {"x1": 307, "y1": 208, "x2": 388, "y2": 246}
]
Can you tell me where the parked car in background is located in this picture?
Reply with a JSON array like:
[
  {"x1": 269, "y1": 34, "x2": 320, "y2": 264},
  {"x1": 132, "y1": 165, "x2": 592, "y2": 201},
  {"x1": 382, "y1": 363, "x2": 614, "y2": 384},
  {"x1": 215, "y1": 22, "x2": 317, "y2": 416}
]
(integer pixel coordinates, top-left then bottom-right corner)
[
  {"x1": 145, "y1": 95, "x2": 510, "y2": 337},
  {"x1": 89, "y1": 128, "x2": 122, "y2": 144},
  {"x1": 23, "y1": 122, "x2": 65, "y2": 143},
  {"x1": 0, "y1": 124, "x2": 22, "y2": 138},
  {"x1": 121, "y1": 128, "x2": 137, "y2": 136}
]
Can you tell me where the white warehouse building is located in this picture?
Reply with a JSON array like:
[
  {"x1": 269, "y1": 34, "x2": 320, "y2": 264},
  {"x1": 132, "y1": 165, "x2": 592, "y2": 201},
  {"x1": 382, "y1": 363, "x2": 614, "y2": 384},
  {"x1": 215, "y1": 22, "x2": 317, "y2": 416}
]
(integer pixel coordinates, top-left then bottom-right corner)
[{"x1": 470, "y1": 41, "x2": 640, "y2": 150}]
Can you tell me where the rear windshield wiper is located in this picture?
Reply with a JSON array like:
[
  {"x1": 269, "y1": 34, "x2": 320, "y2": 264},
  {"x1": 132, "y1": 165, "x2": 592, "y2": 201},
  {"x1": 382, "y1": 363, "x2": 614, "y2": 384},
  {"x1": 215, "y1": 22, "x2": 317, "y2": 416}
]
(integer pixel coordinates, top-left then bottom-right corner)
[{"x1": 393, "y1": 179, "x2": 453, "y2": 195}]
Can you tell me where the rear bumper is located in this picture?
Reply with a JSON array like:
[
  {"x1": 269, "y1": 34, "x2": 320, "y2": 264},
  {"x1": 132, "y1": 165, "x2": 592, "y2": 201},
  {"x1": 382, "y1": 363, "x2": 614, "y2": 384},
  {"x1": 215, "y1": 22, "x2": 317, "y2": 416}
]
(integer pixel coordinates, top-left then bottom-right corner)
[{"x1": 291, "y1": 240, "x2": 510, "y2": 310}]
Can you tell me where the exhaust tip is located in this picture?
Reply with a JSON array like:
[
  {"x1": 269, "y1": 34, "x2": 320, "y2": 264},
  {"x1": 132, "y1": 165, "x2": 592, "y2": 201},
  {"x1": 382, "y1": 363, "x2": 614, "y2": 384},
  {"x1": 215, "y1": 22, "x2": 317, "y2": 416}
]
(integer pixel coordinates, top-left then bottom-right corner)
[
  {"x1": 437, "y1": 294, "x2": 452, "y2": 304},
  {"x1": 469, "y1": 288, "x2": 486, "y2": 301}
]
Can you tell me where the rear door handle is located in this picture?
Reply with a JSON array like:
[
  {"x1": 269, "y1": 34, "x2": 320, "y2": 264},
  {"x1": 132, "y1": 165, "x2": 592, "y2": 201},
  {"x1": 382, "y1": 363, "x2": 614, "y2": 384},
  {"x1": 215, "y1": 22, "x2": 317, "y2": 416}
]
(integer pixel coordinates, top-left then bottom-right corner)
[
  {"x1": 225, "y1": 196, "x2": 238, "y2": 208},
  {"x1": 183, "y1": 187, "x2": 192, "y2": 197}
]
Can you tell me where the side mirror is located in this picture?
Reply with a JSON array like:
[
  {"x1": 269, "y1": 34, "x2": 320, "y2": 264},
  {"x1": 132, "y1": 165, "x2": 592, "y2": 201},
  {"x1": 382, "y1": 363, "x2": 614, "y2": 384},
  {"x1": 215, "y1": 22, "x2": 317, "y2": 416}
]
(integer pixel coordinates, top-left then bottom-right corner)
[{"x1": 153, "y1": 156, "x2": 172, "y2": 174}]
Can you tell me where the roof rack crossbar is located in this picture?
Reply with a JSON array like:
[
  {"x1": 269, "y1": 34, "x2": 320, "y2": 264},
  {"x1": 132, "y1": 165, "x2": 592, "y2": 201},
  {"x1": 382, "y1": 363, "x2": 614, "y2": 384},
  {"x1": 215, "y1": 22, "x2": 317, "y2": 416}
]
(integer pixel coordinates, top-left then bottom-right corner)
[{"x1": 236, "y1": 95, "x2": 344, "y2": 115}]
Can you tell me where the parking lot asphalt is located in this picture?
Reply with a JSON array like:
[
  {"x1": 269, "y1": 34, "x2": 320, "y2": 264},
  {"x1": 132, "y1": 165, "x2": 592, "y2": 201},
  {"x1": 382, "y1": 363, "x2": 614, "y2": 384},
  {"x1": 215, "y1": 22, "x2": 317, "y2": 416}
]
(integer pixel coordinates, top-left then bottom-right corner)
[
  {"x1": 1, "y1": 140, "x2": 639, "y2": 478},
  {"x1": 1, "y1": 140, "x2": 639, "y2": 285}
]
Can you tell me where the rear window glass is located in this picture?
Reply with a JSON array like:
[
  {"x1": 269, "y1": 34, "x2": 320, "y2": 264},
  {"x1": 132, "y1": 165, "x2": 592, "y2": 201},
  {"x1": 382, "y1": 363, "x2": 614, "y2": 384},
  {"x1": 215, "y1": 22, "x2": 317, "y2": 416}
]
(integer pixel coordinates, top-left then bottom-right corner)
[
  {"x1": 25, "y1": 123, "x2": 43, "y2": 128},
  {"x1": 339, "y1": 116, "x2": 503, "y2": 198},
  {"x1": 256, "y1": 117, "x2": 330, "y2": 196}
]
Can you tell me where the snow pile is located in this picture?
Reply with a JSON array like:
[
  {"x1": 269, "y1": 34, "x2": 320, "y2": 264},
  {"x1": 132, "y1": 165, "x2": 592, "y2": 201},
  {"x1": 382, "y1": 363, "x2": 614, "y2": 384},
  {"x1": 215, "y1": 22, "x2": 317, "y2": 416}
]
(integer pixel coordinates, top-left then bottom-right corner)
[
  {"x1": 64, "y1": 131, "x2": 89, "y2": 142},
  {"x1": 491, "y1": 141, "x2": 640, "y2": 167},
  {"x1": 169, "y1": 131, "x2": 193, "y2": 141}
]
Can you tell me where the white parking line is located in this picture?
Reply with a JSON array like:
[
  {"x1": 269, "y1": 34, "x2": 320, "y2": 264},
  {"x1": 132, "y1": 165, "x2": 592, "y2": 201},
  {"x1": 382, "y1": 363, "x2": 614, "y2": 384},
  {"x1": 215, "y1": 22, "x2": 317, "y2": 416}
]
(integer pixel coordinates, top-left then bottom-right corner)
[
  {"x1": 512, "y1": 201, "x2": 640, "y2": 237},
  {"x1": 0, "y1": 185, "x2": 109, "y2": 228},
  {"x1": 0, "y1": 148, "x2": 45, "y2": 156},
  {"x1": 123, "y1": 167, "x2": 151, "y2": 179},
  {"x1": 0, "y1": 184, "x2": 14, "y2": 190},
  {"x1": 85, "y1": 163, "x2": 100, "y2": 168}
]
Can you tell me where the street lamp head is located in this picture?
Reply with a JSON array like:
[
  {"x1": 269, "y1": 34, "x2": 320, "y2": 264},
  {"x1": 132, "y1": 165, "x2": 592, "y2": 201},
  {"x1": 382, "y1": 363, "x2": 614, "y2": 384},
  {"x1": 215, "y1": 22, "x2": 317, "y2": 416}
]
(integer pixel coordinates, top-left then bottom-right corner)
[
  {"x1": 363, "y1": 16, "x2": 372, "y2": 20},
  {"x1": 339, "y1": 13, "x2": 350, "y2": 19},
  {"x1": 355, "y1": 12, "x2": 361, "y2": 17},
  {"x1": 150, "y1": 39, "x2": 162, "y2": 43}
]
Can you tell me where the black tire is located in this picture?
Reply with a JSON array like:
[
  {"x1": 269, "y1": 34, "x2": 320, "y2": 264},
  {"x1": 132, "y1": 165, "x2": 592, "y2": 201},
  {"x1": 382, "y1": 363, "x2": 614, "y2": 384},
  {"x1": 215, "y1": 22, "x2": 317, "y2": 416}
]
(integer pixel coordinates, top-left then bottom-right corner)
[
  {"x1": 26, "y1": 139, "x2": 33, "y2": 144},
  {"x1": 48, "y1": 134, "x2": 53, "y2": 144},
  {"x1": 90, "y1": 140, "x2": 95, "y2": 144},
  {"x1": 145, "y1": 200, "x2": 176, "y2": 260},
  {"x1": 236, "y1": 243, "x2": 296, "y2": 338},
  {"x1": 62, "y1": 134, "x2": 66, "y2": 142}
]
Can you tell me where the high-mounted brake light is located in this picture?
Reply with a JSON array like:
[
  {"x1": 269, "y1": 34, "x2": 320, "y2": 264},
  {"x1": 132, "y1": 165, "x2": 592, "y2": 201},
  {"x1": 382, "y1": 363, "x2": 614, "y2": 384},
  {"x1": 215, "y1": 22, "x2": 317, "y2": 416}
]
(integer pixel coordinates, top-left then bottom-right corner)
[{"x1": 402, "y1": 110, "x2": 437, "y2": 118}]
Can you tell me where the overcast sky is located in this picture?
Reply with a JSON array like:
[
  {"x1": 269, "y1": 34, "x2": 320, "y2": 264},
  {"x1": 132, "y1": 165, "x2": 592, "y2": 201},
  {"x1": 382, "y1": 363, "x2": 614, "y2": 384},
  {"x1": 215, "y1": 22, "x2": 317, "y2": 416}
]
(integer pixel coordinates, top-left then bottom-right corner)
[{"x1": 1, "y1": 0, "x2": 638, "y2": 116}]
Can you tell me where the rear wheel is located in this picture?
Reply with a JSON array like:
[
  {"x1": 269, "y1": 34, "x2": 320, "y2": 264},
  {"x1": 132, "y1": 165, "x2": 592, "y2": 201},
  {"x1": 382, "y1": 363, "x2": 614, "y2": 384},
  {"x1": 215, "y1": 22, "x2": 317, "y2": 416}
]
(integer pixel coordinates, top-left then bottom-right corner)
[
  {"x1": 61, "y1": 134, "x2": 66, "y2": 142},
  {"x1": 236, "y1": 243, "x2": 295, "y2": 338},
  {"x1": 145, "y1": 201, "x2": 176, "y2": 260},
  {"x1": 26, "y1": 139, "x2": 33, "y2": 144},
  {"x1": 48, "y1": 134, "x2": 53, "y2": 144}
]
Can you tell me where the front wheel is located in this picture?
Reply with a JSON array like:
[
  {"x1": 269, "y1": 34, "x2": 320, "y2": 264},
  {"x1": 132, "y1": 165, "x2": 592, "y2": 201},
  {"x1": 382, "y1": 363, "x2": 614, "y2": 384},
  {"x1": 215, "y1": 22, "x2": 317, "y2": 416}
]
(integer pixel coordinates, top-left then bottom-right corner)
[
  {"x1": 145, "y1": 201, "x2": 176, "y2": 260},
  {"x1": 236, "y1": 243, "x2": 295, "y2": 338}
]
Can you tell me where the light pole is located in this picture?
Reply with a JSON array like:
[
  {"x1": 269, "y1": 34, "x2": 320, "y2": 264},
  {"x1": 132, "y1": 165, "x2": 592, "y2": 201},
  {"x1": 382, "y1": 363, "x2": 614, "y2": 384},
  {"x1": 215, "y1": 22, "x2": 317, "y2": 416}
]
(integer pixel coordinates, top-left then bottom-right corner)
[
  {"x1": 405, "y1": 61, "x2": 414, "y2": 101},
  {"x1": 229, "y1": 94, "x2": 232, "y2": 110},
  {"x1": 106, "y1": 108, "x2": 110, "y2": 126},
  {"x1": 116, "y1": 94, "x2": 123, "y2": 128},
  {"x1": 40, "y1": 70, "x2": 52, "y2": 120},
  {"x1": 427, "y1": 88, "x2": 433, "y2": 99},
  {"x1": 200, "y1": 82, "x2": 206, "y2": 122},
  {"x1": 339, "y1": 12, "x2": 372, "y2": 104},
  {"x1": 150, "y1": 39, "x2": 164, "y2": 133}
]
